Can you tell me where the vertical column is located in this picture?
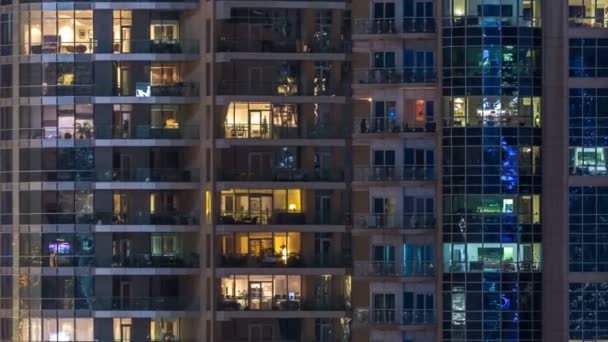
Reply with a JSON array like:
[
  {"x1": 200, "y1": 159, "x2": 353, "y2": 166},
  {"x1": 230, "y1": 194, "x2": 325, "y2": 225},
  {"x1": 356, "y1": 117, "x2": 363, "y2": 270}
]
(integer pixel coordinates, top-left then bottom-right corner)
[
  {"x1": 541, "y1": 1, "x2": 569, "y2": 341},
  {"x1": 10, "y1": 4, "x2": 19, "y2": 341}
]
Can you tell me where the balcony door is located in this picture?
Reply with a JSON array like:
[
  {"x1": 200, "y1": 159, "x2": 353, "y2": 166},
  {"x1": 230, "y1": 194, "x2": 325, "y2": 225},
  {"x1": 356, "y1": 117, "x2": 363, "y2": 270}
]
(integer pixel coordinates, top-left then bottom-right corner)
[
  {"x1": 403, "y1": 244, "x2": 434, "y2": 275},
  {"x1": 249, "y1": 281, "x2": 272, "y2": 310},
  {"x1": 120, "y1": 26, "x2": 131, "y2": 53},
  {"x1": 249, "y1": 152, "x2": 273, "y2": 181},
  {"x1": 315, "y1": 233, "x2": 332, "y2": 266},
  {"x1": 314, "y1": 192, "x2": 331, "y2": 224},
  {"x1": 372, "y1": 197, "x2": 394, "y2": 227},
  {"x1": 373, "y1": 245, "x2": 395, "y2": 275},
  {"x1": 119, "y1": 280, "x2": 131, "y2": 309},
  {"x1": 372, "y1": 293, "x2": 396, "y2": 323},
  {"x1": 248, "y1": 194, "x2": 272, "y2": 224},
  {"x1": 248, "y1": 324, "x2": 273, "y2": 342},
  {"x1": 249, "y1": 109, "x2": 271, "y2": 138}
]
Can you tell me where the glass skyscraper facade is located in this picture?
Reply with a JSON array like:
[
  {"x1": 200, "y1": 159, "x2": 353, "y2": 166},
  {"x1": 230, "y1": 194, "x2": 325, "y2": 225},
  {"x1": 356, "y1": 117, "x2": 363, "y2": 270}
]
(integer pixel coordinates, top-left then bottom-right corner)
[{"x1": 441, "y1": 0, "x2": 542, "y2": 341}]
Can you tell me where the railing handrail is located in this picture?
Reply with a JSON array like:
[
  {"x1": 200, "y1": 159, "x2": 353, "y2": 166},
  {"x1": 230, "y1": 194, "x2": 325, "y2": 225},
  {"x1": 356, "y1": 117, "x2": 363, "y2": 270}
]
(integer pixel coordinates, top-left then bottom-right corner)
[
  {"x1": 354, "y1": 260, "x2": 435, "y2": 276},
  {"x1": 354, "y1": 308, "x2": 435, "y2": 325}
]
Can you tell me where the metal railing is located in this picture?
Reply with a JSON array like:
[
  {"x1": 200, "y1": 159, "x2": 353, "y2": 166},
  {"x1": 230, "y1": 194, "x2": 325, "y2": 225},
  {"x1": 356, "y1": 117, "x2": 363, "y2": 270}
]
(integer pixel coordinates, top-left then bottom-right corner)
[
  {"x1": 218, "y1": 211, "x2": 348, "y2": 225},
  {"x1": 217, "y1": 38, "x2": 346, "y2": 53},
  {"x1": 219, "y1": 123, "x2": 345, "y2": 139},
  {"x1": 353, "y1": 213, "x2": 435, "y2": 229},
  {"x1": 354, "y1": 67, "x2": 436, "y2": 84},
  {"x1": 353, "y1": 308, "x2": 435, "y2": 325},
  {"x1": 11, "y1": 168, "x2": 199, "y2": 182},
  {"x1": 445, "y1": 261, "x2": 542, "y2": 273},
  {"x1": 354, "y1": 261, "x2": 435, "y2": 277},
  {"x1": 10, "y1": 83, "x2": 199, "y2": 97},
  {"x1": 353, "y1": 166, "x2": 435, "y2": 181},
  {"x1": 354, "y1": 17, "x2": 436, "y2": 34},
  {"x1": 218, "y1": 167, "x2": 344, "y2": 182},
  {"x1": 0, "y1": 210, "x2": 199, "y2": 225},
  {"x1": 356, "y1": 117, "x2": 436, "y2": 134}
]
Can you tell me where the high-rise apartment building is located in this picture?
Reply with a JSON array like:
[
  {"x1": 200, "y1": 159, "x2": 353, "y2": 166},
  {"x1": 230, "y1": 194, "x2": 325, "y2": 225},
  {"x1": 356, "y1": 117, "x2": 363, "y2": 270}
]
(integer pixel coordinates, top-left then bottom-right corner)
[{"x1": 0, "y1": 0, "x2": 605, "y2": 341}]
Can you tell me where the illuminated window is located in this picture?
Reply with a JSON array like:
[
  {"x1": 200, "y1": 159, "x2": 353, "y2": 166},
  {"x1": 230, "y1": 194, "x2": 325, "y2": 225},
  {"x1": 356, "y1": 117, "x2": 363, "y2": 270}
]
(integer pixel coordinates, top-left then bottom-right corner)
[
  {"x1": 20, "y1": 10, "x2": 93, "y2": 55},
  {"x1": 150, "y1": 319, "x2": 180, "y2": 340}
]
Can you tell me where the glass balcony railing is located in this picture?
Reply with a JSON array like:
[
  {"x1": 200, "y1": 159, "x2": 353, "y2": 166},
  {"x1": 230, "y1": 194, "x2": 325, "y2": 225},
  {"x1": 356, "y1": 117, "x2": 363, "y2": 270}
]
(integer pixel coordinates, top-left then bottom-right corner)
[
  {"x1": 17, "y1": 297, "x2": 199, "y2": 311},
  {"x1": 12, "y1": 169, "x2": 199, "y2": 182},
  {"x1": 218, "y1": 295, "x2": 347, "y2": 311},
  {"x1": 17, "y1": 84, "x2": 96, "y2": 97},
  {"x1": 219, "y1": 253, "x2": 347, "y2": 268},
  {"x1": 95, "y1": 125, "x2": 199, "y2": 139},
  {"x1": 0, "y1": 210, "x2": 200, "y2": 225},
  {"x1": 102, "y1": 254, "x2": 199, "y2": 268},
  {"x1": 353, "y1": 308, "x2": 435, "y2": 326},
  {"x1": 353, "y1": 261, "x2": 435, "y2": 277},
  {"x1": 17, "y1": 254, "x2": 199, "y2": 268},
  {"x1": 353, "y1": 166, "x2": 435, "y2": 181},
  {"x1": 354, "y1": 68, "x2": 436, "y2": 84},
  {"x1": 445, "y1": 261, "x2": 541, "y2": 273},
  {"x1": 218, "y1": 124, "x2": 346, "y2": 139},
  {"x1": 0, "y1": 126, "x2": 199, "y2": 140},
  {"x1": 354, "y1": 17, "x2": 437, "y2": 34},
  {"x1": 356, "y1": 117, "x2": 436, "y2": 134},
  {"x1": 353, "y1": 213, "x2": 435, "y2": 230},
  {"x1": 111, "y1": 39, "x2": 199, "y2": 54},
  {"x1": 116, "y1": 82, "x2": 199, "y2": 97},
  {"x1": 218, "y1": 167, "x2": 344, "y2": 182},
  {"x1": 12, "y1": 83, "x2": 199, "y2": 97},
  {"x1": 217, "y1": 38, "x2": 346, "y2": 53},
  {"x1": 218, "y1": 211, "x2": 348, "y2": 225},
  {"x1": 18, "y1": 39, "x2": 198, "y2": 55},
  {"x1": 218, "y1": 81, "x2": 346, "y2": 96}
]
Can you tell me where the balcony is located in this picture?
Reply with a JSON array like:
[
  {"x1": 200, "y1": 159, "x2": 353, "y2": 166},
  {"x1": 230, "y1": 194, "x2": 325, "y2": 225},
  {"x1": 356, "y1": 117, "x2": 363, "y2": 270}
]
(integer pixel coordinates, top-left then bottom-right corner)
[
  {"x1": 217, "y1": 168, "x2": 344, "y2": 182},
  {"x1": 218, "y1": 124, "x2": 345, "y2": 140},
  {"x1": 353, "y1": 166, "x2": 435, "y2": 182},
  {"x1": 15, "y1": 83, "x2": 199, "y2": 97},
  {"x1": 353, "y1": 17, "x2": 437, "y2": 35},
  {"x1": 353, "y1": 68, "x2": 436, "y2": 85},
  {"x1": 353, "y1": 309, "x2": 435, "y2": 326},
  {"x1": 353, "y1": 261, "x2": 434, "y2": 277},
  {"x1": 219, "y1": 253, "x2": 346, "y2": 268},
  {"x1": 18, "y1": 297, "x2": 199, "y2": 311},
  {"x1": 356, "y1": 117, "x2": 436, "y2": 135},
  {"x1": 353, "y1": 213, "x2": 435, "y2": 230},
  {"x1": 217, "y1": 38, "x2": 346, "y2": 54},
  {"x1": 14, "y1": 168, "x2": 199, "y2": 182}
]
